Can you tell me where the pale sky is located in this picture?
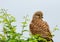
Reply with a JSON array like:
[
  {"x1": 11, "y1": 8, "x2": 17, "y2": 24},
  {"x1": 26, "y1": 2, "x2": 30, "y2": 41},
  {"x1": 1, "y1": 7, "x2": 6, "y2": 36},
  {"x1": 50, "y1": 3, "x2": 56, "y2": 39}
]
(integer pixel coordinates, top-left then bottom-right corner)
[{"x1": 0, "y1": 0, "x2": 60, "y2": 42}]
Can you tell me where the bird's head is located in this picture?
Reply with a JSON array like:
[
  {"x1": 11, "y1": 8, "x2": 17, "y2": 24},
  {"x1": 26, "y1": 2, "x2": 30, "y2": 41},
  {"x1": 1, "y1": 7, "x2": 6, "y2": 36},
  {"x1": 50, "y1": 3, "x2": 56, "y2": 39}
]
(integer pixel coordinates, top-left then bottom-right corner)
[{"x1": 33, "y1": 11, "x2": 43, "y2": 19}]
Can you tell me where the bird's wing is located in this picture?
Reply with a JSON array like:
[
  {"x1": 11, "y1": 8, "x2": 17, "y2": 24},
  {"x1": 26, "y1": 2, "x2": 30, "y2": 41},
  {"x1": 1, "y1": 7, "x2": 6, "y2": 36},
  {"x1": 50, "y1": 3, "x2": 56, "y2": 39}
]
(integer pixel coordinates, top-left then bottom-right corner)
[
  {"x1": 30, "y1": 19, "x2": 52, "y2": 38},
  {"x1": 29, "y1": 19, "x2": 41, "y2": 34},
  {"x1": 42, "y1": 21, "x2": 52, "y2": 38},
  {"x1": 30, "y1": 23, "x2": 37, "y2": 34}
]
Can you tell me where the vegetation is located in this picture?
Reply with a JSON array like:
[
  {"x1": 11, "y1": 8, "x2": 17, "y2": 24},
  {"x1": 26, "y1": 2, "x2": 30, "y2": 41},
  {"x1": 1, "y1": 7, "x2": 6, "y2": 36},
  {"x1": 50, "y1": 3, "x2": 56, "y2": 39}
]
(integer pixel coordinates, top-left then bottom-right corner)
[{"x1": 0, "y1": 9, "x2": 59, "y2": 42}]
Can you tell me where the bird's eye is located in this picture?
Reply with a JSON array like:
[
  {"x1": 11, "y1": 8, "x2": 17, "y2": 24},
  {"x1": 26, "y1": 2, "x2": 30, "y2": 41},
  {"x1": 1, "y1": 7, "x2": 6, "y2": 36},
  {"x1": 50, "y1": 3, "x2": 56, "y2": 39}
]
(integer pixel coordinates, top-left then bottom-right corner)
[{"x1": 36, "y1": 15, "x2": 40, "y2": 17}]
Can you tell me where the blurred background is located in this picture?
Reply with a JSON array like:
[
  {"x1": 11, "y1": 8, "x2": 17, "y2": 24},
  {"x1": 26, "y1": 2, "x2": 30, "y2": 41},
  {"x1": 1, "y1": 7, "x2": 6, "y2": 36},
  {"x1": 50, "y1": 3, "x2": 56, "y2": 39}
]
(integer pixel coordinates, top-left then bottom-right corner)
[{"x1": 0, "y1": 0, "x2": 60, "y2": 42}]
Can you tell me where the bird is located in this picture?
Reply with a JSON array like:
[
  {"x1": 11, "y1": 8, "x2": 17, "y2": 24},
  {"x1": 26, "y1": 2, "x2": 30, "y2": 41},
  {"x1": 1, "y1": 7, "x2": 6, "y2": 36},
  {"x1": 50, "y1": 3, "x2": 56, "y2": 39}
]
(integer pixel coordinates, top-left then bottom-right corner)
[{"x1": 29, "y1": 11, "x2": 53, "y2": 42}]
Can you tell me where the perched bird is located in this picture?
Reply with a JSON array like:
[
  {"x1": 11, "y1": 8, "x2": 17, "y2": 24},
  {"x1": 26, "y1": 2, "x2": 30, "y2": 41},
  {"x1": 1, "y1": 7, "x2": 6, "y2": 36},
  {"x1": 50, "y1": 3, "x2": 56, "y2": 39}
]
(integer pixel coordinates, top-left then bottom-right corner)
[{"x1": 30, "y1": 11, "x2": 53, "y2": 42}]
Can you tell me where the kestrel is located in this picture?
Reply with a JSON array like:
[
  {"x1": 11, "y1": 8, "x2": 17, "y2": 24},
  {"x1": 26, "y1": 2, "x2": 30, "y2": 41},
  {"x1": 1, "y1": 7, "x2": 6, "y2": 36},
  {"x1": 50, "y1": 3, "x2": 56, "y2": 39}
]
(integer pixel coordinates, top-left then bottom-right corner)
[{"x1": 30, "y1": 11, "x2": 53, "y2": 42}]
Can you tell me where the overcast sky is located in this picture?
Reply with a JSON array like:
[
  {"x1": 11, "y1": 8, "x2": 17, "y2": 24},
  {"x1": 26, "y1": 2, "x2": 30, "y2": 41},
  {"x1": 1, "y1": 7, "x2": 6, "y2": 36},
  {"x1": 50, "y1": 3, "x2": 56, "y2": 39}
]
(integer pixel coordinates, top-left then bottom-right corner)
[{"x1": 0, "y1": 0, "x2": 60, "y2": 42}]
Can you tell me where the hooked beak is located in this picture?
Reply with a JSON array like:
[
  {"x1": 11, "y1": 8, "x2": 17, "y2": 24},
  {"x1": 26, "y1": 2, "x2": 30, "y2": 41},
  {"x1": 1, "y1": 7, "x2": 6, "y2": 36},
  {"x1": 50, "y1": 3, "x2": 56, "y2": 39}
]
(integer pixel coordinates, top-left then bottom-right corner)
[{"x1": 42, "y1": 17, "x2": 43, "y2": 18}]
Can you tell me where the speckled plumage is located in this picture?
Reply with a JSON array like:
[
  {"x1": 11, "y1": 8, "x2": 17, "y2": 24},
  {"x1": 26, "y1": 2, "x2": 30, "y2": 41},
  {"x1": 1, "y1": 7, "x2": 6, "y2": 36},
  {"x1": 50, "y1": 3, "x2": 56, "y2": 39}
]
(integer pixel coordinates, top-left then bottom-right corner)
[{"x1": 30, "y1": 11, "x2": 53, "y2": 41}]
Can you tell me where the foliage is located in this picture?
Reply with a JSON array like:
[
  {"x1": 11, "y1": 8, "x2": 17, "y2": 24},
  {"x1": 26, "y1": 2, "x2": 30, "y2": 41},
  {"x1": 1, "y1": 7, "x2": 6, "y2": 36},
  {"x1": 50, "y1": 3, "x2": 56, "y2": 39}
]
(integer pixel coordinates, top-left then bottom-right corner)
[
  {"x1": 0, "y1": 9, "x2": 59, "y2": 42},
  {"x1": 53, "y1": 25, "x2": 59, "y2": 32}
]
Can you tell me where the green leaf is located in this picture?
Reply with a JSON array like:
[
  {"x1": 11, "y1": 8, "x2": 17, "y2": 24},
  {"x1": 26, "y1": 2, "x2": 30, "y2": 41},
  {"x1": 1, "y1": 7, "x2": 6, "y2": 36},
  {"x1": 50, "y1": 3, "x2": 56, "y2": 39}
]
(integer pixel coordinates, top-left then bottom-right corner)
[
  {"x1": 53, "y1": 27, "x2": 59, "y2": 32},
  {"x1": 10, "y1": 16, "x2": 16, "y2": 22},
  {"x1": 21, "y1": 22, "x2": 27, "y2": 25},
  {"x1": 0, "y1": 21, "x2": 3, "y2": 23},
  {"x1": 0, "y1": 34, "x2": 6, "y2": 41},
  {"x1": 8, "y1": 39, "x2": 17, "y2": 42},
  {"x1": 54, "y1": 27, "x2": 59, "y2": 31},
  {"x1": 0, "y1": 16, "x2": 4, "y2": 18},
  {"x1": 22, "y1": 30, "x2": 28, "y2": 32}
]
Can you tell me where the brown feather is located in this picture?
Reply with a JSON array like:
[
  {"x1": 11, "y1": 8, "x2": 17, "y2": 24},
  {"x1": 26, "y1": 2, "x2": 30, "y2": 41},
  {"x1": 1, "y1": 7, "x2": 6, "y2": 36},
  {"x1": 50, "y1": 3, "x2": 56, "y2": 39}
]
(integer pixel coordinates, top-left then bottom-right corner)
[{"x1": 29, "y1": 11, "x2": 53, "y2": 41}]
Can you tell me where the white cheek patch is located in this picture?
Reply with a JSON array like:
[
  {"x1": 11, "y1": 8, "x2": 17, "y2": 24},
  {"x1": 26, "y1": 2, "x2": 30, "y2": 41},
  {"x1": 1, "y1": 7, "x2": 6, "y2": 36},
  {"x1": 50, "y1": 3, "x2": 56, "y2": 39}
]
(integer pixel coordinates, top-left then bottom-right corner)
[{"x1": 43, "y1": 19, "x2": 45, "y2": 21}]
